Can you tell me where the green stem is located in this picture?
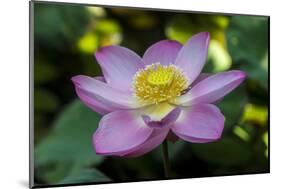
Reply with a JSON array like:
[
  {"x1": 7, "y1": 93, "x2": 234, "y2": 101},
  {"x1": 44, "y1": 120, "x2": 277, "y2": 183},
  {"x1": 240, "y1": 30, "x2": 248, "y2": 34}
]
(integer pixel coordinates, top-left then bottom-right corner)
[{"x1": 161, "y1": 139, "x2": 170, "y2": 177}]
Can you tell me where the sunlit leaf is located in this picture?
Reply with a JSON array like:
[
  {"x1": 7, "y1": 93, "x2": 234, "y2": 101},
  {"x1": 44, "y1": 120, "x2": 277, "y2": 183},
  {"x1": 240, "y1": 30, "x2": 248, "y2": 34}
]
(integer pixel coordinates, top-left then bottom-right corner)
[
  {"x1": 242, "y1": 103, "x2": 268, "y2": 126},
  {"x1": 210, "y1": 15, "x2": 229, "y2": 29},
  {"x1": 77, "y1": 32, "x2": 99, "y2": 54},
  {"x1": 208, "y1": 39, "x2": 232, "y2": 72},
  {"x1": 165, "y1": 16, "x2": 194, "y2": 44},
  {"x1": 95, "y1": 20, "x2": 122, "y2": 46},
  {"x1": 233, "y1": 125, "x2": 250, "y2": 142},
  {"x1": 263, "y1": 132, "x2": 268, "y2": 158},
  {"x1": 100, "y1": 33, "x2": 122, "y2": 46},
  {"x1": 35, "y1": 100, "x2": 104, "y2": 183},
  {"x1": 86, "y1": 6, "x2": 106, "y2": 17},
  {"x1": 96, "y1": 20, "x2": 121, "y2": 34}
]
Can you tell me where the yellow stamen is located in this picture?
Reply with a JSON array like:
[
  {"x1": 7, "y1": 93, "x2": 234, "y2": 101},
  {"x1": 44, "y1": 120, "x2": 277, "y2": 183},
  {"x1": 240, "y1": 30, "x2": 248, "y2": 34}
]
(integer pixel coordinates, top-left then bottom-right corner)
[
  {"x1": 147, "y1": 65, "x2": 174, "y2": 86},
  {"x1": 132, "y1": 63, "x2": 188, "y2": 105}
]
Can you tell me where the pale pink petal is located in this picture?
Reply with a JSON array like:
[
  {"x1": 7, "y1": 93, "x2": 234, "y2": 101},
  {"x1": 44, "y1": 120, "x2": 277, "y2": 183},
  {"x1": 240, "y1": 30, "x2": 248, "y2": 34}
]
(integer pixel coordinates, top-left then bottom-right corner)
[
  {"x1": 72, "y1": 75, "x2": 141, "y2": 113},
  {"x1": 174, "y1": 32, "x2": 210, "y2": 84},
  {"x1": 122, "y1": 128, "x2": 170, "y2": 157},
  {"x1": 143, "y1": 40, "x2": 182, "y2": 66},
  {"x1": 93, "y1": 110, "x2": 153, "y2": 156},
  {"x1": 172, "y1": 104, "x2": 225, "y2": 143},
  {"x1": 142, "y1": 107, "x2": 181, "y2": 128},
  {"x1": 95, "y1": 46, "x2": 145, "y2": 92},
  {"x1": 190, "y1": 73, "x2": 212, "y2": 87},
  {"x1": 74, "y1": 86, "x2": 113, "y2": 115},
  {"x1": 94, "y1": 76, "x2": 106, "y2": 82},
  {"x1": 122, "y1": 107, "x2": 180, "y2": 157},
  {"x1": 72, "y1": 76, "x2": 114, "y2": 114},
  {"x1": 175, "y1": 70, "x2": 246, "y2": 106}
]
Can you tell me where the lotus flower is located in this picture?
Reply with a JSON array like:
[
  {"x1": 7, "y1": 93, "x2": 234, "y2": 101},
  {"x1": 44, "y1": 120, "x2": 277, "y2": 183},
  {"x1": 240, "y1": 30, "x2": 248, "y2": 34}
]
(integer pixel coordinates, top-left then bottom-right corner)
[{"x1": 72, "y1": 32, "x2": 246, "y2": 157}]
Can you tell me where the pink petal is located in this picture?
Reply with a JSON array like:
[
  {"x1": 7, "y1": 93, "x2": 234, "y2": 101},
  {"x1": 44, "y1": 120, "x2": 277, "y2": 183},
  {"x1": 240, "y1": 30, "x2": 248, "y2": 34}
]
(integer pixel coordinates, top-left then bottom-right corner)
[
  {"x1": 122, "y1": 107, "x2": 180, "y2": 156},
  {"x1": 94, "y1": 76, "x2": 106, "y2": 82},
  {"x1": 175, "y1": 70, "x2": 246, "y2": 106},
  {"x1": 142, "y1": 107, "x2": 181, "y2": 128},
  {"x1": 74, "y1": 86, "x2": 113, "y2": 115},
  {"x1": 72, "y1": 75, "x2": 141, "y2": 113},
  {"x1": 72, "y1": 76, "x2": 113, "y2": 114},
  {"x1": 95, "y1": 46, "x2": 145, "y2": 92},
  {"x1": 174, "y1": 32, "x2": 210, "y2": 84},
  {"x1": 190, "y1": 73, "x2": 212, "y2": 87},
  {"x1": 93, "y1": 110, "x2": 153, "y2": 156},
  {"x1": 143, "y1": 40, "x2": 182, "y2": 66},
  {"x1": 122, "y1": 128, "x2": 170, "y2": 157},
  {"x1": 172, "y1": 104, "x2": 225, "y2": 143}
]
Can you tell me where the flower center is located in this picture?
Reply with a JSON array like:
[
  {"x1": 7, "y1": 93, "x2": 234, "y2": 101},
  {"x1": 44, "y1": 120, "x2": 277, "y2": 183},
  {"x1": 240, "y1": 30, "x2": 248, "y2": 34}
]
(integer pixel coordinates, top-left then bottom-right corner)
[
  {"x1": 147, "y1": 66, "x2": 174, "y2": 86},
  {"x1": 132, "y1": 63, "x2": 188, "y2": 105}
]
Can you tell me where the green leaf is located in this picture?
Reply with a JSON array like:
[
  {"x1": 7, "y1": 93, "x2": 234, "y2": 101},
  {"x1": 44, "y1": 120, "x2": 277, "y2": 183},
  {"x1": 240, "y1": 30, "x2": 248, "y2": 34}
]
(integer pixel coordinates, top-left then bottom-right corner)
[
  {"x1": 192, "y1": 137, "x2": 251, "y2": 166},
  {"x1": 34, "y1": 3, "x2": 90, "y2": 50},
  {"x1": 59, "y1": 169, "x2": 110, "y2": 184},
  {"x1": 226, "y1": 16, "x2": 268, "y2": 89},
  {"x1": 217, "y1": 86, "x2": 247, "y2": 130},
  {"x1": 226, "y1": 17, "x2": 268, "y2": 62},
  {"x1": 35, "y1": 100, "x2": 104, "y2": 183}
]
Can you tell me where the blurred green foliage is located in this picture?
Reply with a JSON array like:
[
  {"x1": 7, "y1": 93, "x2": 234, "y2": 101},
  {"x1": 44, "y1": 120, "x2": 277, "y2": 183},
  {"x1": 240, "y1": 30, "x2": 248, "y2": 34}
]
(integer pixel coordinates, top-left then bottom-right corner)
[
  {"x1": 192, "y1": 138, "x2": 252, "y2": 166},
  {"x1": 33, "y1": 2, "x2": 269, "y2": 186},
  {"x1": 217, "y1": 86, "x2": 247, "y2": 131},
  {"x1": 166, "y1": 14, "x2": 231, "y2": 73},
  {"x1": 226, "y1": 16, "x2": 268, "y2": 89},
  {"x1": 59, "y1": 169, "x2": 110, "y2": 184},
  {"x1": 35, "y1": 100, "x2": 104, "y2": 183}
]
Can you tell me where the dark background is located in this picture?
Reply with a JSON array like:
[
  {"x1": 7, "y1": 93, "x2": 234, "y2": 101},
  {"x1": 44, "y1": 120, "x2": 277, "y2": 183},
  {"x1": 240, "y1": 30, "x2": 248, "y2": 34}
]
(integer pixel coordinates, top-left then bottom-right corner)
[{"x1": 33, "y1": 1, "x2": 269, "y2": 186}]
